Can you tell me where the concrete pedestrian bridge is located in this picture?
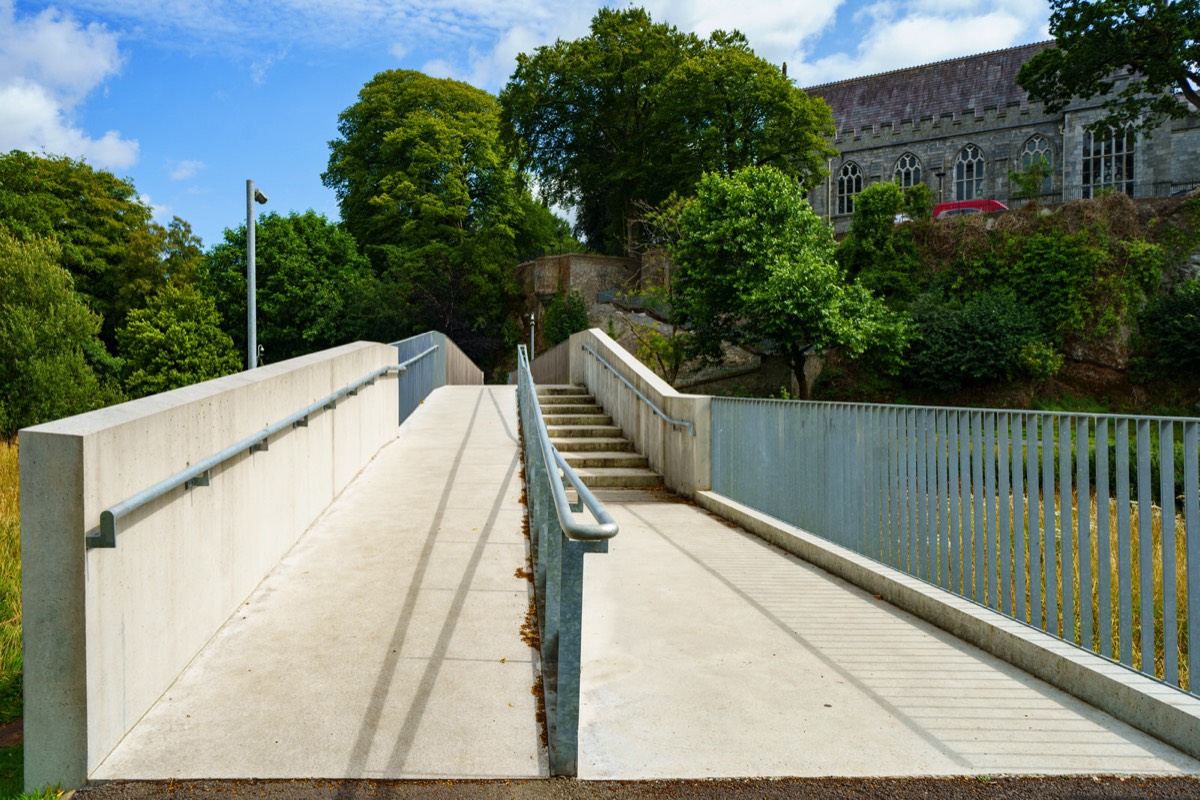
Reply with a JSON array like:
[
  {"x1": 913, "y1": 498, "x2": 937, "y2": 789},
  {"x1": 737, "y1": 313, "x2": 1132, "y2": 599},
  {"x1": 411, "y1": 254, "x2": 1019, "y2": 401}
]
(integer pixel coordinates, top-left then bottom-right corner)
[{"x1": 19, "y1": 331, "x2": 1200, "y2": 793}]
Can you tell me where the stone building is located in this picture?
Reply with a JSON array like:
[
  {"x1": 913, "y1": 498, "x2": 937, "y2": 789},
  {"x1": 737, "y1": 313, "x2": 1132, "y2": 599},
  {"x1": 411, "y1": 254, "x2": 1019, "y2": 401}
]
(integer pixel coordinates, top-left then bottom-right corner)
[{"x1": 803, "y1": 42, "x2": 1200, "y2": 231}]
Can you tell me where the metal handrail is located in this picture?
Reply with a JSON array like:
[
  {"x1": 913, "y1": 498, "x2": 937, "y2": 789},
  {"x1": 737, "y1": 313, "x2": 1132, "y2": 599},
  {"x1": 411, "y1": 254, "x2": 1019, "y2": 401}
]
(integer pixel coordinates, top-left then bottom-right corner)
[
  {"x1": 89, "y1": 346, "x2": 439, "y2": 549},
  {"x1": 518, "y1": 345, "x2": 618, "y2": 541},
  {"x1": 580, "y1": 341, "x2": 694, "y2": 436}
]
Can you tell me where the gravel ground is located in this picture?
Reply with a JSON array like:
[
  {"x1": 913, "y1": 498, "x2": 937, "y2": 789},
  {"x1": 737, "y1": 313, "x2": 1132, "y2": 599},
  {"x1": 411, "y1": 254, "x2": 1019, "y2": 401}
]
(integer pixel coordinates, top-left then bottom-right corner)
[{"x1": 73, "y1": 776, "x2": 1200, "y2": 800}]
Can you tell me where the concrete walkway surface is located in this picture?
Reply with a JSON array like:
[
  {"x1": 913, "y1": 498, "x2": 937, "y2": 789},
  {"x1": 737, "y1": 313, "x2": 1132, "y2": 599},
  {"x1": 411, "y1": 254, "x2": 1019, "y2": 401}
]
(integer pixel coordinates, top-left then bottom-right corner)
[
  {"x1": 578, "y1": 490, "x2": 1200, "y2": 779},
  {"x1": 93, "y1": 386, "x2": 542, "y2": 780},
  {"x1": 91, "y1": 385, "x2": 1200, "y2": 783}
]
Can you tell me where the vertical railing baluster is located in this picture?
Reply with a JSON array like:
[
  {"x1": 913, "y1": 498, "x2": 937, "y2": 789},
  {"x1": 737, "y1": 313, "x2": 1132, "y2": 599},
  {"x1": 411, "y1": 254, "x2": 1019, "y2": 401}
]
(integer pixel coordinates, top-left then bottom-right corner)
[
  {"x1": 1077, "y1": 417, "x2": 1093, "y2": 651},
  {"x1": 915, "y1": 410, "x2": 927, "y2": 577},
  {"x1": 908, "y1": 410, "x2": 920, "y2": 576},
  {"x1": 925, "y1": 409, "x2": 937, "y2": 582},
  {"x1": 949, "y1": 411, "x2": 962, "y2": 594},
  {"x1": 939, "y1": 410, "x2": 951, "y2": 590},
  {"x1": 1138, "y1": 420, "x2": 1155, "y2": 675},
  {"x1": 1043, "y1": 416, "x2": 1058, "y2": 636},
  {"x1": 1062, "y1": 416, "x2": 1075, "y2": 644},
  {"x1": 1029, "y1": 416, "x2": 1043, "y2": 629},
  {"x1": 971, "y1": 412, "x2": 984, "y2": 602},
  {"x1": 1161, "y1": 420, "x2": 1178, "y2": 686},
  {"x1": 1117, "y1": 418, "x2": 1133, "y2": 667},
  {"x1": 1098, "y1": 418, "x2": 1113, "y2": 659},
  {"x1": 999, "y1": 413, "x2": 1012, "y2": 616},
  {"x1": 1185, "y1": 420, "x2": 1198, "y2": 695},
  {"x1": 984, "y1": 412, "x2": 997, "y2": 608},
  {"x1": 1013, "y1": 415, "x2": 1027, "y2": 624}
]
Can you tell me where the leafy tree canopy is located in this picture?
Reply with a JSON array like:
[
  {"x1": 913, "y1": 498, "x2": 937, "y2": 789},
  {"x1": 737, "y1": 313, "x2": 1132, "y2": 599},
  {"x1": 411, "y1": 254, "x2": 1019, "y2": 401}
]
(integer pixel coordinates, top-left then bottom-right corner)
[
  {"x1": 0, "y1": 233, "x2": 122, "y2": 438},
  {"x1": 500, "y1": 7, "x2": 835, "y2": 254},
  {"x1": 835, "y1": 181, "x2": 933, "y2": 305},
  {"x1": 1018, "y1": 0, "x2": 1200, "y2": 133},
  {"x1": 672, "y1": 166, "x2": 909, "y2": 392},
  {"x1": 324, "y1": 70, "x2": 562, "y2": 373},
  {"x1": 0, "y1": 150, "x2": 202, "y2": 344},
  {"x1": 117, "y1": 283, "x2": 241, "y2": 399},
  {"x1": 200, "y1": 210, "x2": 378, "y2": 365}
]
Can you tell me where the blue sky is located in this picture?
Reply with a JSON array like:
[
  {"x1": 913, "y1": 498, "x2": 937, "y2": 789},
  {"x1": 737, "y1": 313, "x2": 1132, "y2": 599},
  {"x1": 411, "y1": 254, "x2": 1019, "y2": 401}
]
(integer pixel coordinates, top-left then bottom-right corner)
[{"x1": 1, "y1": 0, "x2": 1051, "y2": 249}]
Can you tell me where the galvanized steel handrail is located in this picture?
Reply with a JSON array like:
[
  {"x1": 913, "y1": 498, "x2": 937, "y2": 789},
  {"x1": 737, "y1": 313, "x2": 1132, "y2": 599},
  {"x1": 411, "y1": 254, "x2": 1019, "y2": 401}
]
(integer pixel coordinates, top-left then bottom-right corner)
[
  {"x1": 580, "y1": 341, "x2": 694, "y2": 436},
  {"x1": 519, "y1": 346, "x2": 618, "y2": 541},
  {"x1": 89, "y1": 346, "x2": 439, "y2": 549}
]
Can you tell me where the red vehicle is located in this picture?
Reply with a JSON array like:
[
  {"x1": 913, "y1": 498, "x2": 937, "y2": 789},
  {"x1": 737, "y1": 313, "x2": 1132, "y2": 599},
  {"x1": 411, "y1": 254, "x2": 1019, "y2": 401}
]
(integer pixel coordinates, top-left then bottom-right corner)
[{"x1": 932, "y1": 199, "x2": 1008, "y2": 219}]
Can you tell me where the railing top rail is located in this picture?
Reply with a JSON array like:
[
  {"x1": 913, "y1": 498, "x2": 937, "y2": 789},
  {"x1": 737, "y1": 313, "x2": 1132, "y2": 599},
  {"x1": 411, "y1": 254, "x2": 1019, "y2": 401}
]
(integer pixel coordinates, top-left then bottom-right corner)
[
  {"x1": 518, "y1": 345, "x2": 617, "y2": 541},
  {"x1": 580, "y1": 341, "x2": 695, "y2": 436},
  {"x1": 712, "y1": 395, "x2": 1200, "y2": 426},
  {"x1": 90, "y1": 345, "x2": 440, "y2": 550}
]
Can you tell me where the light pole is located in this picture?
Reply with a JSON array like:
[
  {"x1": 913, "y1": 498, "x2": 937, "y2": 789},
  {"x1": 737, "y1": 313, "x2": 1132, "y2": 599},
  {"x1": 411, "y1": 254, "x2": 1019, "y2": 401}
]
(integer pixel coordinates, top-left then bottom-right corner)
[
  {"x1": 528, "y1": 312, "x2": 536, "y2": 357},
  {"x1": 246, "y1": 179, "x2": 269, "y2": 369}
]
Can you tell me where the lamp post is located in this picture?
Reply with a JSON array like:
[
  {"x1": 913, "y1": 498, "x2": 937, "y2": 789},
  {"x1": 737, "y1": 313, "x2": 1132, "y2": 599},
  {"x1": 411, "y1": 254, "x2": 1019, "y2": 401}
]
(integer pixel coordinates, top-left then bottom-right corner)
[
  {"x1": 246, "y1": 179, "x2": 269, "y2": 369},
  {"x1": 527, "y1": 312, "x2": 535, "y2": 357},
  {"x1": 935, "y1": 171, "x2": 946, "y2": 204}
]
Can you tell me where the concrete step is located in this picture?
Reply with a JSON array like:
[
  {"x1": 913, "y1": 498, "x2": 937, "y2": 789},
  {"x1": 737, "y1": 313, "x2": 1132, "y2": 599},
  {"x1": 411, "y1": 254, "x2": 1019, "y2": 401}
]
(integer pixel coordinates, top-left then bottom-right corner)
[
  {"x1": 546, "y1": 424, "x2": 623, "y2": 439},
  {"x1": 541, "y1": 414, "x2": 613, "y2": 426},
  {"x1": 559, "y1": 451, "x2": 650, "y2": 469},
  {"x1": 569, "y1": 467, "x2": 663, "y2": 489},
  {"x1": 550, "y1": 437, "x2": 635, "y2": 452},
  {"x1": 539, "y1": 403, "x2": 603, "y2": 415},
  {"x1": 537, "y1": 385, "x2": 589, "y2": 397},
  {"x1": 538, "y1": 395, "x2": 596, "y2": 407}
]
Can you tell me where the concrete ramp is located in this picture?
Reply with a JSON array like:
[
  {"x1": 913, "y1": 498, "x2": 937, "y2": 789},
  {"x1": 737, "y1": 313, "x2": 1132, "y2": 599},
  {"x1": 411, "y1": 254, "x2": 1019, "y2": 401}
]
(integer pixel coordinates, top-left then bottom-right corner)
[
  {"x1": 93, "y1": 386, "x2": 542, "y2": 780},
  {"x1": 578, "y1": 490, "x2": 1200, "y2": 778}
]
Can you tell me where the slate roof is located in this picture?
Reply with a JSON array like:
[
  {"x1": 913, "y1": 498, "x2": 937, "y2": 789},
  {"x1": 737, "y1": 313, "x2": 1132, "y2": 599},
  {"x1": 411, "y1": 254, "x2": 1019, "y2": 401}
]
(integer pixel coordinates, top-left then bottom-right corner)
[{"x1": 803, "y1": 42, "x2": 1055, "y2": 136}]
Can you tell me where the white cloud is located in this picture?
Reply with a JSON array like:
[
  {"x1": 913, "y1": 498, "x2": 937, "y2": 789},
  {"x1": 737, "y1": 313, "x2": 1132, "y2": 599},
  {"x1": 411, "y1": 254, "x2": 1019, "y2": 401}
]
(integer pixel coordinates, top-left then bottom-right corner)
[
  {"x1": 0, "y1": 1, "x2": 138, "y2": 168},
  {"x1": 788, "y1": 0, "x2": 1050, "y2": 86},
  {"x1": 138, "y1": 192, "x2": 170, "y2": 222},
  {"x1": 169, "y1": 159, "x2": 205, "y2": 180},
  {"x1": 38, "y1": 0, "x2": 1051, "y2": 94}
]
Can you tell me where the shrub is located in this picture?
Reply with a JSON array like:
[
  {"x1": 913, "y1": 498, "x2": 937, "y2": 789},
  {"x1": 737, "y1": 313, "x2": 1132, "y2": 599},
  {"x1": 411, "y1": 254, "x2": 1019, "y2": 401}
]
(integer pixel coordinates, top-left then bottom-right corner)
[
  {"x1": 1137, "y1": 278, "x2": 1200, "y2": 374},
  {"x1": 905, "y1": 290, "x2": 1049, "y2": 391},
  {"x1": 540, "y1": 290, "x2": 590, "y2": 347}
]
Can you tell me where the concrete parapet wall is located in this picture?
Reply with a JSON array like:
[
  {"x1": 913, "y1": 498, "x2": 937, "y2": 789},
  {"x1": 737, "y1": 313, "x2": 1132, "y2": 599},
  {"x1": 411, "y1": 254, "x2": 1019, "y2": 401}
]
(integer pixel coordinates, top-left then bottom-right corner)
[
  {"x1": 442, "y1": 334, "x2": 484, "y2": 386},
  {"x1": 568, "y1": 329, "x2": 710, "y2": 495},
  {"x1": 19, "y1": 342, "x2": 401, "y2": 789}
]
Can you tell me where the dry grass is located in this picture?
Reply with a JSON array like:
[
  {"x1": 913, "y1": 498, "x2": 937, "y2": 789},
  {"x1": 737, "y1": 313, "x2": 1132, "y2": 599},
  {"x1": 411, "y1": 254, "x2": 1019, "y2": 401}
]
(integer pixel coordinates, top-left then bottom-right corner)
[
  {"x1": 950, "y1": 487, "x2": 1191, "y2": 692},
  {"x1": 0, "y1": 441, "x2": 20, "y2": 722}
]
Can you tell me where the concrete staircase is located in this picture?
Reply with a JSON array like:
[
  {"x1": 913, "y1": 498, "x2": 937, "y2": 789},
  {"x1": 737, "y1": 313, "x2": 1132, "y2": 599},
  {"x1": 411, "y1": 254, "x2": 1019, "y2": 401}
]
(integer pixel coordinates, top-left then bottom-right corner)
[{"x1": 538, "y1": 385, "x2": 662, "y2": 489}]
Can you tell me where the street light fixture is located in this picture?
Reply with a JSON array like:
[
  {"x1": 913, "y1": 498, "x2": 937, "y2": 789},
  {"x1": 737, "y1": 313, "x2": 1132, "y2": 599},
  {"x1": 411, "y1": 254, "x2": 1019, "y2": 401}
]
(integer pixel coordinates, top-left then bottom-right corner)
[{"x1": 247, "y1": 179, "x2": 269, "y2": 369}]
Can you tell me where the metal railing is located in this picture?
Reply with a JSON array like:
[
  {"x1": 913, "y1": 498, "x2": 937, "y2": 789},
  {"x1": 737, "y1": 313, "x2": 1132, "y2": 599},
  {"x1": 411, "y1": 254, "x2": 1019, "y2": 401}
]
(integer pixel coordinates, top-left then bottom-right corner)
[
  {"x1": 91, "y1": 347, "x2": 440, "y2": 550},
  {"x1": 516, "y1": 344, "x2": 617, "y2": 776},
  {"x1": 712, "y1": 398, "x2": 1199, "y2": 696},
  {"x1": 390, "y1": 331, "x2": 483, "y2": 421},
  {"x1": 580, "y1": 342, "x2": 694, "y2": 435}
]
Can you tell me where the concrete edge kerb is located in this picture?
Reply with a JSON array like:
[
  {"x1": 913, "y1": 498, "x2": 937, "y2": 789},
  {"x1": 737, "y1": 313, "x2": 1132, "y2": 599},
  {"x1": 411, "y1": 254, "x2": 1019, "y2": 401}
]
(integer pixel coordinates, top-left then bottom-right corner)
[{"x1": 693, "y1": 490, "x2": 1200, "y2": 763}]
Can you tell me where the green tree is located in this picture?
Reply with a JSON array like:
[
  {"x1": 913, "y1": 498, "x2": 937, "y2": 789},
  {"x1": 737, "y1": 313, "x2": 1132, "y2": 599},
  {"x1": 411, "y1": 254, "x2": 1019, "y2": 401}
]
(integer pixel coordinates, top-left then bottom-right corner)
[
  {"x1": 1017, "y1": 0, "x2": 1200, "y2": 134},
  {"x1": 540, "y1": 290, "x2": 590, "y2": 347},
  {"x1": 200, "y1": 211, "x2": 378, "y2": 364},
  {"x1": 672, "y1": 166, "x2": 909, "y2": 393},
  {"x1": 324, "y1": 70, "x2": 557, "y2": 371},
  {"x1": 835, "y1": 181, "x2": 924, "y2": 304},
  {"x1": 117, "y1": 283, "x2": 241, "y2": 398},
  {"x1": 0, "y1": 234, "x2": 121, "y2": 438},
  {"x1": 0, "y1": 150, "x2": 185, "y2": 345},
  {"x1": 500, "y1": 7, "x2": 835, "y2": 254}
]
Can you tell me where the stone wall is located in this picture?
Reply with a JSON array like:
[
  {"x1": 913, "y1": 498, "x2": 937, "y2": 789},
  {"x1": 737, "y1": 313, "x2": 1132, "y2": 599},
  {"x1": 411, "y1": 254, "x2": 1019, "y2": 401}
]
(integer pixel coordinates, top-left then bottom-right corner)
[{"x1": 805, "y1": 45, "x2": 1200, "y2": 232}]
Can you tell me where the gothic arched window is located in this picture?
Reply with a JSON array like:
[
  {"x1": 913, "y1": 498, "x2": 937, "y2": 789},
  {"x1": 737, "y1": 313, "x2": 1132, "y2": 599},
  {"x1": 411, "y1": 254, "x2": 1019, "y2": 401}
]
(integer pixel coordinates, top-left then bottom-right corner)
[
  {"x1": 1020, "y1": 135, "x2": 1054, "y2": 195},
  {"x1": 837, "y1": 161, "x2": 863, "y2": 215},
  {"x1": 893, "y1": 153, "x2": 922, "y2": 188},
  {"x1": 954, "y1": 144, "x2": 985, "y2": 200}
]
